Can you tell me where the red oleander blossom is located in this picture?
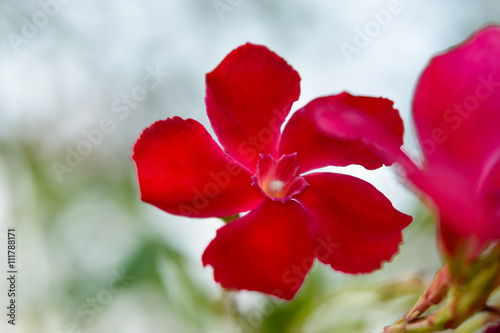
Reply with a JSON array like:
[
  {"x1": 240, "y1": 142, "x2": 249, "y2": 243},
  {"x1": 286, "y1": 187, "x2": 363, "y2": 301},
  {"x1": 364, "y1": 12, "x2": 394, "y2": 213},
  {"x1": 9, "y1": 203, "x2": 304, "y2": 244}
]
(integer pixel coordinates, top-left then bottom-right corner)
[
  {"x1": 133, "y1": 43, "x2": 412, "y2": 300},
  {"x1": 409, "y1": 26, "x2": 500, "y2": 260},
  {"x1": 318, "y1": 26, "x2": 500, "y2": 262}
]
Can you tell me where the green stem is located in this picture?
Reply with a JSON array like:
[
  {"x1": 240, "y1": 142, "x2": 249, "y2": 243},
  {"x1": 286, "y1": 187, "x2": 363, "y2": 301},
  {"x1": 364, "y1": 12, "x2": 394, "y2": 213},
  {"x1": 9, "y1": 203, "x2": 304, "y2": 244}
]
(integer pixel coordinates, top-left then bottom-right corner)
[{"x1": 384, "y1": 246, "x2": 500, "y2": 333}]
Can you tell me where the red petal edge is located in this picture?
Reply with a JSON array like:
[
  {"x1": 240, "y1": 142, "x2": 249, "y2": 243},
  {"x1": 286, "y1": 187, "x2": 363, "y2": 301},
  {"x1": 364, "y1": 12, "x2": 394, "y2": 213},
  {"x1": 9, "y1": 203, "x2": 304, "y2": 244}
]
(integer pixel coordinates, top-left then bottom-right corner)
[
  {"x1": 202, "y1": 199, "x2": 314, "y2": 300},
  {"x1": 296, "y1": 172, "x2": 412, "y2": 274},
  {"x1": 279, "y1": 93, "x2": 404, "y2": 173},
  {"x1": 132, "y1": 117, "x2": 263, "y2": 218}
]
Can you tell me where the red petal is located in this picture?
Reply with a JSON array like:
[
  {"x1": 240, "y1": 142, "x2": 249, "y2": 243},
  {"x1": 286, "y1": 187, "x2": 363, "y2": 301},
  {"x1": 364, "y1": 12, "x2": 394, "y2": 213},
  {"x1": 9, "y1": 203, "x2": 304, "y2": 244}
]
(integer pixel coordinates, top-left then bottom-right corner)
[
  {"x1": 438, "y1": 216, "x2": 484, "y2": 262},
  {"x1": 405, "y1": 162, "x2": 488, "y2": 259},
  {"x1": 206, "y1": 43, "x2": 301, "y2": 172},
  {"x1": 202, "y1": 200, "x2": 314, "y2": 300},
  {"x1": 411, "y1": 26, "x2": 500, "y2": 248},
  {"x1": 132, "y1": 117, "x2": 263, "y2": 218},
  {"x1": 295, "y1": 173, "x2": 412, "y2": 274},
  {"x1": 413, "y1": 25, "x2": 500, "y2": 182},
  {"x1": 278, "y1": 93, "x2": 404, "y2": 173},
  {"x1": 477, "y1": 151, "x2": 500, "y2": 241}
]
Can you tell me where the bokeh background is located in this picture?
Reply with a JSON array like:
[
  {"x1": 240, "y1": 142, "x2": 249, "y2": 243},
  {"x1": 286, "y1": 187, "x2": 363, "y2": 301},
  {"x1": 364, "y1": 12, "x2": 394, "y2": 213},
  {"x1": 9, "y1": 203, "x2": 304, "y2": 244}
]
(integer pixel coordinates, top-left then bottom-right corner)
[{"x1": 0, "y1": 1, "x2": 499, "y2": 332}]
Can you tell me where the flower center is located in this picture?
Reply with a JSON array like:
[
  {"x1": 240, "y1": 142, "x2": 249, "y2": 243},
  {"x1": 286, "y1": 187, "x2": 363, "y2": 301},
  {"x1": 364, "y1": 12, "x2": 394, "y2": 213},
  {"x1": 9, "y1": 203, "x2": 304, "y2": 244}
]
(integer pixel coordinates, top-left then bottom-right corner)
[
  {"x1": 251, "y1": 153, "x2": 308, "y2": 203},
  {"x1": 268, "y1": 180, "x2": 286, "y2": 195}
]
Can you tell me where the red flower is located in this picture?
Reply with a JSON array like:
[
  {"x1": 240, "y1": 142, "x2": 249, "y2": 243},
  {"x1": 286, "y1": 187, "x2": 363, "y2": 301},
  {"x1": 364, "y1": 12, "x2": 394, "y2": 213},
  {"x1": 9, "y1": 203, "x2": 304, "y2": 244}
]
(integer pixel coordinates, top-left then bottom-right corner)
[
  {"x1": 318, "y1": 26, "x2": 500, "y2": 261},
  {"x1": 410, "y1": 26, "x2": 500, "y2": 259},
  {"x1": 132, "y1": 43, "x2": 412, "y2": 300}
]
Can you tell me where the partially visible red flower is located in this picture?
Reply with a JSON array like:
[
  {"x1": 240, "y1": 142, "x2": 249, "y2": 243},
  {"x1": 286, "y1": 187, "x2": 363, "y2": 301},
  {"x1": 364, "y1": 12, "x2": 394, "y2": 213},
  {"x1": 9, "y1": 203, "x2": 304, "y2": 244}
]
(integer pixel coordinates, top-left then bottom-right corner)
[
  {"x1": 409, "y1": 26, "x2": 500, "y2": 260},
  {"x1": 317, "y1": 26, "x2": 500, "y2": 262},
  {"x1": 133, "y1": 43, "x2": 412, "y2": 300}
]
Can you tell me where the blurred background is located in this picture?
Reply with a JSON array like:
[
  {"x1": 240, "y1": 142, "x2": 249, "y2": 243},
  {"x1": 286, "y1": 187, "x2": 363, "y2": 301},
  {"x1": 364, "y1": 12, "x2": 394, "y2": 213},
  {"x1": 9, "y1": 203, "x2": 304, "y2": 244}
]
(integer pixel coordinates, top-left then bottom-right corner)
[{"x1": 0, "y1": 0, "x2": 499, "y2": 332}]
